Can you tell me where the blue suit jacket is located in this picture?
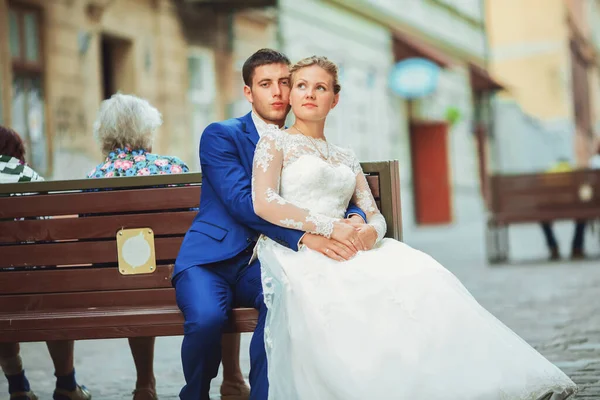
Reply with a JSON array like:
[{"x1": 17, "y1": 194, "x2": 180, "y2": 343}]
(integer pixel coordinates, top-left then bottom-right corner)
[{"x1": 174, "y1": 112, "x2": 366, "y2": 277}]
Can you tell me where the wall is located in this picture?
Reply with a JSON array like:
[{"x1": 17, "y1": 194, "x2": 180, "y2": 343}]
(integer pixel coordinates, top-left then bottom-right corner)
[
  {"x1": 278, "y1": 0, "x2": 487, "y2": 228},
  {"x1": 229, "y1": 9, "x2": 278, "y2": 118},
  {"x1": 278, "y1": 0, "x2": 412, "y2": 223},
  {"x1": 0, "y1": 0, "x2": 191, "y2": 180},
  {"x1": 279, "y1": 0, "x2": 402, "y2": 162},
  {"x1": 492, "y1": 98, "x2": 575, "y2": 173},
  {"x1": 485, "y1": 0, "x2": 582, "y2": 170},
  {"x1": 486, "y1": 0, "x2": 572, "y2": 120},
  {"x1": 0, "y1": 0, "x2": 7, "y2": 126},
  {"x1": 355, "y1": 0, "x2": 487, "y2": 61}
]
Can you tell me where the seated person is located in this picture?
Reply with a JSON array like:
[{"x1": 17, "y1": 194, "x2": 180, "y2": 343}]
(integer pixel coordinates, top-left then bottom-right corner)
[
  {"x1": 0, "y1": 125, "x2": 91, "y2": 400},
  {"x1": 87, "y1": 93, "x2": 249, "y2": 400}
]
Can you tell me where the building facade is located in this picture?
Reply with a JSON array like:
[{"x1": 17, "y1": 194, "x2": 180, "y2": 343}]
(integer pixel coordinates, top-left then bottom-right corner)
[
  {"x1": 0, "y1": 0, "x2": 195, "y2": 179},
  {"x1": 486, "y1": 0, "x2": 600, "y2": 173},
  {"x1": 0, "y1": 0, "x2": 500, "y2": 230}
]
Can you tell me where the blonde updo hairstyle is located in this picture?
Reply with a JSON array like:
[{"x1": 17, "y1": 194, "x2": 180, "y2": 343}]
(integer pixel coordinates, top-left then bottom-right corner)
[{"x1": 289, "y1": 56, "x2": 341, "y2": 95}]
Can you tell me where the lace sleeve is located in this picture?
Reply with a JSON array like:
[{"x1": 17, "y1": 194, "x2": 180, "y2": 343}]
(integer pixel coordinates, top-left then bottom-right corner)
[
  {"x1": 349, "y1": 155, "x2": 387, "y2": 243},
  {"x1": 252, "y1": 130, "x2": 339, "y2": 238}
]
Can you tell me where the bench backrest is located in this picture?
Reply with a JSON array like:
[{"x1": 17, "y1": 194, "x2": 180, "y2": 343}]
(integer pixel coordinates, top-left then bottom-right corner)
[
  {"x1": 489, "y1": 169, "x2": 600, "y2": 224},
  {"x1": 0, "y1": 161, "x2": 402, "y2": 298}
]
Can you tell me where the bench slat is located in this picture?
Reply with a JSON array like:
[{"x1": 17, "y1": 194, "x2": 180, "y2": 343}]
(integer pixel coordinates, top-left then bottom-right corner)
[
  {"x1": 490, "y1": 170, "x2": 600, "y2": 219},
  {"x1": 1, "y1": 324, "x2": 184, "y2": 342},
  {"x1": 0, "y1": 308, "x2": 258, "y2": 342},
  {"x1": 0, "y1": 306, "x2": 182, "y2": 330},
  {"x1": 0, "y1": 174, "x2": 203, "y2": 196},
  {"x1": 0, "y1": 211, "x2": 196, "y2": 243},
  {"x1": 0, "y1": 288, "x2": 177, "y2": 313},
  {"x1": 365, "y1": 175, "x2": 380, "y2": 198},
  {"x1": 0, "y1": 236, "x2": 182, "y2": 269},
  {"x1": 0, "y1": 186, "x2": 201, "y2": 219},
  {"x1": 0, "y1": 265, "x2": 174, "y2": 295}
]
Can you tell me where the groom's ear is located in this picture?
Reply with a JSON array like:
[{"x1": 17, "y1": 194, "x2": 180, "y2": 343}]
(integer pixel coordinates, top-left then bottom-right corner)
[
  {"x1": 331, "y1": 93, "x2": 340, "y2": 109},
  {"x1": 243, "y1": 85, "x2": 253, "y2": 104}
]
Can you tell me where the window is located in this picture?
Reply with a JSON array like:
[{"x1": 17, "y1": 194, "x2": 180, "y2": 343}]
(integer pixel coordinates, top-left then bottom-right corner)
[
  {"x1": 9, "y1": 4, "x2": 48, "y2": 175},
  {"x1": 9, "y1": 6, "x2": 42, "y2": 71}
]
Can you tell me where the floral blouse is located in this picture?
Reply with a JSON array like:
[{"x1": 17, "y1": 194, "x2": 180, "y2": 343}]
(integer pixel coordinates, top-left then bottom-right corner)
[{"x1": 87, "y1": 148, "x2": 189, "y2": 178}]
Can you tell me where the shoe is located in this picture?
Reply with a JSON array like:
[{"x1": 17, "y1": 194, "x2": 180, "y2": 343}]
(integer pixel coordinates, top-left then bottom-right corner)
[
  {"x1": 53, "y1": 385, "x2": 92, "y2": 400},
  {"x1": 132, "y1": 388, "x2": 158, "y2": 400},
  {"x1": 571, "y1": 248, "x2": 586, "y2": 260},
  {"x1": 10, "y1": 391, "x2": 38, "y2": 400},
  {"x1": 220, "y1": 380, "x2": 250, "y2": 400},
  {"x1": 549, "y1": 247, "x2": 560, "y2": 261}
]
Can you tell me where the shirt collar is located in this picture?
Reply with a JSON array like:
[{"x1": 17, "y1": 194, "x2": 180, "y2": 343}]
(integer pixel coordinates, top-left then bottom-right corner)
[
  {"x1": 106, "y1": 147, "x2": 146, "y2": 160},
  {"x1": 251, "y1": 112, "x2": 280, "y2": 137},
  {"x1": 0, "y1": 155, "x2": 24, "y2": 165}
]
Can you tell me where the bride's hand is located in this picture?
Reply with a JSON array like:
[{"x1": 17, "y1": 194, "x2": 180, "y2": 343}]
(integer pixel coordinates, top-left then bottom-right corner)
[{"x1": 331, "y1": 221, "x2": 360, "y2": 252}]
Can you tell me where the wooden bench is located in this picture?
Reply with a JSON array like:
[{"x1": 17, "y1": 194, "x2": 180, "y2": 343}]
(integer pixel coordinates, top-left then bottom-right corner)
[
  {"x1": 0, "y1": 161, "x2": 402, "y2": 342},
  {"x1": 486, "y1": 169, "x2": 600, "y2": 263}
]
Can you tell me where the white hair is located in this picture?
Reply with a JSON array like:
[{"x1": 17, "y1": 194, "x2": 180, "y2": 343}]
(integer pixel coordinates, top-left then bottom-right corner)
[{"x1": 93, "y1": 93, "x2": 163, "y2": 155}]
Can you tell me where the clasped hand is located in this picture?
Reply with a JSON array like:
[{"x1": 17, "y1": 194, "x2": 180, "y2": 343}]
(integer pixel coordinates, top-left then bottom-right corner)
[{"x1": 301, "y1": 216, "x2": 377, "y2": 261}]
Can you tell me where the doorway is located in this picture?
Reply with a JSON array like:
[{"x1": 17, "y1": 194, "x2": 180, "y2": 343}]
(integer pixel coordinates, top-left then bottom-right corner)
[
  {"x1": 410, "y1": 121, "x2": 452, "y2": 225},
  {"x1": 100, "y1": 34, "x2": 134, "y2": 99}
]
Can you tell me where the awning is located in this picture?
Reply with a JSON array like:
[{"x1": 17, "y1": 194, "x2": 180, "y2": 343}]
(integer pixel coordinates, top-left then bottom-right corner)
[
  {"x1": 393, "y1": 30, "x2": 455, "y2": 68},
  {"x1": 468, "y1": 63, "x2": 505, "y2": 92},
  {"x1": 183, "y1": 0, "x2": 276, "y2": 10}
]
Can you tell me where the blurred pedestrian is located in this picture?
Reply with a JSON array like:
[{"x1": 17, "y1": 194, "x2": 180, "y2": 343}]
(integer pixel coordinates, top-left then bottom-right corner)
[{"x1": 540, "y1": 158, "x2": 586, "y2": 260}]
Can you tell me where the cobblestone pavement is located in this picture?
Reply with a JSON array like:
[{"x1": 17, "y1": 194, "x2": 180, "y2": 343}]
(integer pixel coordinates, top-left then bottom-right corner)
[{"x1": 2, "y1": 220, "x2": 600, "y2": 399}]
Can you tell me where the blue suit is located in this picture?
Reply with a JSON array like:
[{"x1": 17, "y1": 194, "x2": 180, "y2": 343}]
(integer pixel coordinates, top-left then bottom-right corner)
[{"x1": 173, "y1": 112, "x2": 366, "y2": 400}]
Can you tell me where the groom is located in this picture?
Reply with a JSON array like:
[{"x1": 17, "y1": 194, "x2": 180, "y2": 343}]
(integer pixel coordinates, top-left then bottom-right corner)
[{"x1": 173, "y1": 48, "x2": 375, "y2": 400}]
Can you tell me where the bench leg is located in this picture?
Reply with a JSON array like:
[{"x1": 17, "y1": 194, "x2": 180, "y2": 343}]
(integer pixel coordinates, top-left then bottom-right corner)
[
  {"x1": 486, "y1": 221, "x2": 509, "y2": 264},
  {"x1": 498, "y1": 224, "x2": 509, "y2": 262}
]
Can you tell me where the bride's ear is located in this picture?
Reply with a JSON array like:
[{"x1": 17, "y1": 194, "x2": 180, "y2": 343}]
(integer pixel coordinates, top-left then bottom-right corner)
[{"x1": 331, "y1": 93, "x2": 340, "y2": 109}]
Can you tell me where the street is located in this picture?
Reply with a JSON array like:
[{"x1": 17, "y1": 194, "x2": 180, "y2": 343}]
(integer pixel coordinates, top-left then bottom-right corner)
[{"x1": 3, "y1": 219, "x2": 600, "y2": 399}]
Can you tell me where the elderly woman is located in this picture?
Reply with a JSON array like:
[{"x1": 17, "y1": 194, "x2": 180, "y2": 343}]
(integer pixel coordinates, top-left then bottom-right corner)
[
  {"x1": 1, "y1": 126, "x2": 91, "y2": 400},
  {"x1": 87, "y1": 94, "x2": 188, "y2": 178},
  {"x1": 88, "y1": 94, "x2": 250, "y2": 400}
]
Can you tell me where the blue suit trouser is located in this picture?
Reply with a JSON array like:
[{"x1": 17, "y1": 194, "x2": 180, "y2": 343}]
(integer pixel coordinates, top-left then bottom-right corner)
[{"x1": 173, "y1": 245, "x2": 268, "y2": 400}]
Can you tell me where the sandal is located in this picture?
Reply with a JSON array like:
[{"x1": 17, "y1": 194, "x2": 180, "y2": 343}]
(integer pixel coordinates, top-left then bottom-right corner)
[
  {"x1": 53, "y1": 385, "x2": 92, "y2": 400},
  {"x1": 132, "y1": 388, "x2": 158, "y2": 400},
  {"x1": 10, "y1": 391, "x2": 38, "y2": 400}
]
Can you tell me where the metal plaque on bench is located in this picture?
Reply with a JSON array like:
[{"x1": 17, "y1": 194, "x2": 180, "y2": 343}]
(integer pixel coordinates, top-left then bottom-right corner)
[{"x1": 116, "y1": 228, "x2": 157, "y2": 275}]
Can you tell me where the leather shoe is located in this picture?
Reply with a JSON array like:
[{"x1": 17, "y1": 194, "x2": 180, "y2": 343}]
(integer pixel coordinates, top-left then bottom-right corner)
[
  {"x1": 53, "y1": 385, "x2": 92, "y2": 400},
  {"x1": 10, "y1": 391, "x2": 38, "y2": 400}
]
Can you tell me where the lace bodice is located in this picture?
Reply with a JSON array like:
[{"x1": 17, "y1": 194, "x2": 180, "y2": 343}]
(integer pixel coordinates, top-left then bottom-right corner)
[{"x1": 252, "y1": 127, "x2": 386, "y2": 241}]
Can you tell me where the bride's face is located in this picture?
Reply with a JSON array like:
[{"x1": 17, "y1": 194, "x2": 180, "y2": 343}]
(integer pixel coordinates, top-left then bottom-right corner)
[{"x1": 290, "y1": 65, "x2": 339, "y2": 122}]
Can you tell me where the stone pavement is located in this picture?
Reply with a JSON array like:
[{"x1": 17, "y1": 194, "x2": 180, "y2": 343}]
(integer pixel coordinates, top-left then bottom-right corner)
[{"x1": 2, "y1": 219, "x2": 600, "y2": 399}]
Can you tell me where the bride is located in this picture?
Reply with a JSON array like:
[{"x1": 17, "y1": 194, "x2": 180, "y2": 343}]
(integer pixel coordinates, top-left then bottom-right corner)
[{"x1": 251, "y1": 55, "x2": 577, "y2": 400}]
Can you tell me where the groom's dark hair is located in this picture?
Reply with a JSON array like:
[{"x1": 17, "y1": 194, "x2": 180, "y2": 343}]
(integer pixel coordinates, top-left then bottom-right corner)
[{"x1": 243, "y1": 48, "x2": 291, "y2": 87}]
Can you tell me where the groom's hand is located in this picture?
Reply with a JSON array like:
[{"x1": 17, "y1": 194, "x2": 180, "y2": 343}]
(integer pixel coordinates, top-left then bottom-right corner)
[
  {"x1": 301, "y1": 233, "x2": 357, "y2": 261},
  {"x1": 343, "y1": 214, "x2": 365, "y2": 225}
]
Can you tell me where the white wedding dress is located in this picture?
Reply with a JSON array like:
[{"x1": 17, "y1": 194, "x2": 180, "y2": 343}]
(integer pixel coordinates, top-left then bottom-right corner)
[{"x1": 251, "y1": 127, "x2": 577, "y2": 400}]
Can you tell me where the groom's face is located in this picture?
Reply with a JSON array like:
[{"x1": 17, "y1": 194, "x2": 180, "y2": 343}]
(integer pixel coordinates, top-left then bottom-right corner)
[{"x1": 244, "y1": 63, "x2": 291, "y2": 126}]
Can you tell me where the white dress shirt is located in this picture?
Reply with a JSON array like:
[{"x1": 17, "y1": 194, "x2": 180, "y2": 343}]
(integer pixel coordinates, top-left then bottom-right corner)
[{"x1": 251, "y1": 112, "x2": 280, "y2": 138}]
